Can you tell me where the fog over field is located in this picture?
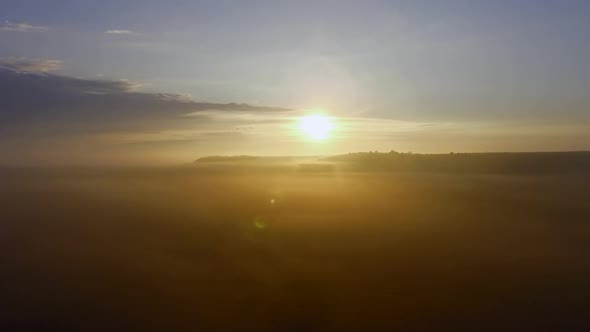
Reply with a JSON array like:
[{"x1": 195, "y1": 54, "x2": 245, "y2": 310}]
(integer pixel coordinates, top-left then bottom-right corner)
[
  {"x1": 2, "y1": 154, "x2": 590, "y2": 331},
  {"x1": 2, "y1": 1, "x2": 590, "y2": 330}
]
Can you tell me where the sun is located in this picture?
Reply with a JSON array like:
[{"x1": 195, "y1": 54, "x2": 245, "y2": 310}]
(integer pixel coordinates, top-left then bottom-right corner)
[{"x1": 298, "y1": 114, "x2": 334, "y2": 141}]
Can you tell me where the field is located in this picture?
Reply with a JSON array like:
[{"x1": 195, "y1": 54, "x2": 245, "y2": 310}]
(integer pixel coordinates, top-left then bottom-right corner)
[{"x1": 1, "y1": 162, "x2": 590, "y2": 331}]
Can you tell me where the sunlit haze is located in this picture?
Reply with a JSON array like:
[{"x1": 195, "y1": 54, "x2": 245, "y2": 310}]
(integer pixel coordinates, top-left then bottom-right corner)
[{"x1": 298, "y1": 114, "x2": 335, "y2": 141}]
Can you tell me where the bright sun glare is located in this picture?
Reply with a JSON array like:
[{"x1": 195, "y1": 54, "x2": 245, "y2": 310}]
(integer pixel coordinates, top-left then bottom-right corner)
[{"x1": 298, "y1": 114, "x2": 334, "y2": 141}]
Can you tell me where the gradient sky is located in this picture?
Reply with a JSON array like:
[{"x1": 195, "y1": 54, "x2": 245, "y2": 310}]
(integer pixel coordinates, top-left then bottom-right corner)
[{"x1": 1, "y1": 0, "x2": 589, "y2": 165}]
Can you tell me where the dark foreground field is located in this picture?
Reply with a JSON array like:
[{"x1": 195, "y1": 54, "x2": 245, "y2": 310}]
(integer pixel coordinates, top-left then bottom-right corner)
[{"x1": 1, "y1": 164, "x2": 590, "y2": 331}]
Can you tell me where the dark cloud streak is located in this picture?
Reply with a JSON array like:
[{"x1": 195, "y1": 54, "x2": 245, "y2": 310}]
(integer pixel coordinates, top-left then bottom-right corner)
[
  {"x1": 0, "y1": 58, "x2": 63, "y2": 72},
  {"x1": 0, "y1": 65, "x2": 291, "y2": 132}
]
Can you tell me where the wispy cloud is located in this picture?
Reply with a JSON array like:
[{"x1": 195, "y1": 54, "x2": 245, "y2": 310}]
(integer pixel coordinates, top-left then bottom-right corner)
[
  {"x1": 105, "y1": 29, "x2": 134, "y2": 35},
  {"x1": 0, "y1": 64, "x2": 294, "y2": 164},
  {"x1": 0, "y1": 21, "x2": 48, "y2": 32},
  {"x1": 0, "y1": 57, "x2": 63, "y2": 72},
  {"x1": 0, "y1": 63, "x2": 291, "y2": 131}
]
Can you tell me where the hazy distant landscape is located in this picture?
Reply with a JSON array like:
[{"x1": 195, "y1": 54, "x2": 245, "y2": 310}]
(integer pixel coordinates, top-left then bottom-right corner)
[
  {"x1": 3, "y1": 1, "x2": 590, "y2": 331},
  {"x1": 2, "y1": 152, "x2": 590, "y2": 331},
  {"x1": 197, "y1": 151, "x2": 590, "y2": 174}
]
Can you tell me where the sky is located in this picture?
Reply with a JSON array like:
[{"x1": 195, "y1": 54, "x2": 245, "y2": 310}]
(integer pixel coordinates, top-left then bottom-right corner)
[{"x1": 1, "y1": 0, "x2": 589, "y2": 165}]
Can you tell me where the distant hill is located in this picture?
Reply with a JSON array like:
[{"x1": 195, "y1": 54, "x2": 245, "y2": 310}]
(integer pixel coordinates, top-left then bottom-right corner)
[
  {"x1": 322, "y1": 151, "x2": 590, "y2": 173},
  {"x1": 194, "y1": 155, "x2": 335, "y2": 173},
  {"x1": 194, "y1": 151, "x2": 590, "y2": 173},
  {"x1": 195, "y1": 156, "x2": 298, "y2": 163}
]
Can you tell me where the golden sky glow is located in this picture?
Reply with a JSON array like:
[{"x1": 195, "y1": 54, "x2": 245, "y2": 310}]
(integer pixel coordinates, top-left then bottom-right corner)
[{"x1": 1, "y1": 1, "x2": 590, "y2": 166}]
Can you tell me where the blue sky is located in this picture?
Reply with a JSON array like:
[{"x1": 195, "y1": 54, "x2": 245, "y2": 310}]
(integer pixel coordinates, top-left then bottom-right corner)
[{"x1": 1, "y1": 1, "x2": 589, "y2": 164}]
